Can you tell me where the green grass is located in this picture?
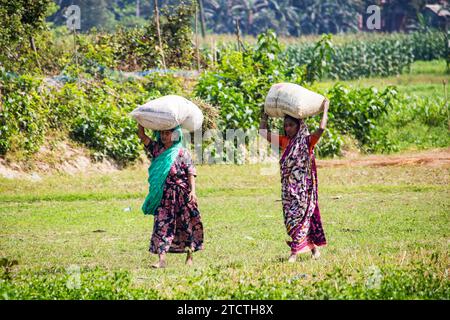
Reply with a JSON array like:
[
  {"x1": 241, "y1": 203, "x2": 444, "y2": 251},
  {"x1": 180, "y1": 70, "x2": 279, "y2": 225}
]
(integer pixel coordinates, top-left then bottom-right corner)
[
  {"x1": 317, "y1": 60, "x2": 449, "y2": 99},
  {"x1": 383, "y1": 122, "x2": 449, "y2": 152},
  {"x1": 1, "y1": 163, "x2": 449, "y2": 299}
]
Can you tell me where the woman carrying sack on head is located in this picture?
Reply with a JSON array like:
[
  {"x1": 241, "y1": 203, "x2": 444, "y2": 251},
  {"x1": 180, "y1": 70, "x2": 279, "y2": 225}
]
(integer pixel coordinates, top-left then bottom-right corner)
[
  {"x1": 137, "y1": 124, "x2": 204, "y2": 268},
  {"x1": 260, "y1": 99, "x2": 330, "y2": 263}
]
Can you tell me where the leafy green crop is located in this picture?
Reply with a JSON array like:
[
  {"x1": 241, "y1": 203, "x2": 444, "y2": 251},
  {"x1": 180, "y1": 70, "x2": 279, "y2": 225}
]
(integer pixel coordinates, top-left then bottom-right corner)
[
  {"x1": 325, "y1": 84, "x2": 400, "y2": 153},
  {"x1": 285, "y1": 31, "x2": 446, "y2": 80},
  {"x1": 2, "y1": 257, "x2": 448, "y2": 300}
]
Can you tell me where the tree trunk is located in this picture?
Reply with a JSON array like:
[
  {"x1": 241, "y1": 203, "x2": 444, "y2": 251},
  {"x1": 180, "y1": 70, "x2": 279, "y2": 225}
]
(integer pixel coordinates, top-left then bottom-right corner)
[
  {"x1": 445, "y1": 16, "x2": 449, "y2": 73},
  {"x1": 195, "y1": 4, "x2": 200, "y2": 70},
  {"x1": 29, "y1": 36, "x2": 42, "y2": 70},
  {"x1": 234, "y1": 18, "x2": 242, "y2": 52},
  {"x1": 197, "y1": 0, "x2": 206, "y2": 38},
  {"x1": 153, "y1": 0, "x2": 166, "y2": 69}
]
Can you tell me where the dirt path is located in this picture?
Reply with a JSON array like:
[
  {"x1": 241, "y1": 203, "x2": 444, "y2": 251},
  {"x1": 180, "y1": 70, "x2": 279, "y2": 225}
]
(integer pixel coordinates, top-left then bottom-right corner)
[
  {"x1": 1, "y1": 147, "x2": 449, "y2": 180},
  {"x1": 317, "y1": 148, "x2": 450, "y2": 168}
]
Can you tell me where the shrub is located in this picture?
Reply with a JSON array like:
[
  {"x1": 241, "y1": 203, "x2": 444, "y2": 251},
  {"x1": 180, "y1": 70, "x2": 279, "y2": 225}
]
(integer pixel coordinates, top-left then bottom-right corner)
[
  {"x1": 325, "y1": 84, "x2": 400, "y2": 153},
  {"x1": 195, "y1": 30, "x2": 306, "y2": 131},
  {"x1": 196, "y1": 32, "x2": 410, "y2": 157},
  {"x1": 0, "y1": 72, "x2": 49, "y2": 155},
  {"x1": 0, "y1": 70, "x2": 201, "y2": 163},
  {"x1": 69, "y1": 104, "x2": 141, "y2": 163}
]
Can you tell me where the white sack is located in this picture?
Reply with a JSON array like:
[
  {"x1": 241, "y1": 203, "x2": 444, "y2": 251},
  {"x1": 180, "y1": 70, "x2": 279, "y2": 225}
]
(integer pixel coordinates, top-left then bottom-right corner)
[
  {"x1": 264, "y1": 83, "x2": 325, "y2": 119},
  {"x1": 130, "y1": 95, "x2": 204, "y2": 132}
]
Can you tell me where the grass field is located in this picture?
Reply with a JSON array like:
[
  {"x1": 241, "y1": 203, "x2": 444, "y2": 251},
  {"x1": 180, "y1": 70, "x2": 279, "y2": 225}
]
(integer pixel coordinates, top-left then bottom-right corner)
[
  {"x1": 0, "y1": 58, "x2": 448, "y2": 300},
  {"x1": 317, "y1": 60, "x2": 449, "y2": 99},
  {"x1": 1, "y1": 158, "x2": 449, "y2": 299}
]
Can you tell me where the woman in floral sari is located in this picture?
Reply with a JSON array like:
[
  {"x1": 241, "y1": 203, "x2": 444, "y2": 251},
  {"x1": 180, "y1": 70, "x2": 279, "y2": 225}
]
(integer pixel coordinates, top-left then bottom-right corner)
[
  {"x1": 260, "y1": 99, "x2": 329, "y2": 262},
  {"x1": 137, "y1": 124, "x2": 204, "y2": 268}
]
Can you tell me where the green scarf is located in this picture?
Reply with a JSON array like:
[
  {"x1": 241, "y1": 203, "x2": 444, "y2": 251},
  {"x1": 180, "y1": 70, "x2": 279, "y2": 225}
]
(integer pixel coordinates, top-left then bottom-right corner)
[{"x1": 142, "y1": 126, "x2": 183, "y2": 215}]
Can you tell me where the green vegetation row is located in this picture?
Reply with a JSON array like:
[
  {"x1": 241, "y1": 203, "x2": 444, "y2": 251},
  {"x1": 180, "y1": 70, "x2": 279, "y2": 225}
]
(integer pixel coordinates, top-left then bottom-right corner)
[
  {"x1": 1, "y1": 254, "x2": 448, "y2": 299},
  {"x1": 3, "y1": 0, "x2": 448, "y2": 81},
  {"x1": 0, "y1": 68, "x2": 220, "y2": 163},
  {"x1": 0, "y1": 71, "x2": 185, "y2": 163},
  {"x1": 1, "y1": 32, "x2": 448, "y2": 164},
  {"x1": 285, "y1": 30, "x2": 448, "y2": 80},
  {"x1": 195, "y1": 31, "x2": 449, "y2": 157}
]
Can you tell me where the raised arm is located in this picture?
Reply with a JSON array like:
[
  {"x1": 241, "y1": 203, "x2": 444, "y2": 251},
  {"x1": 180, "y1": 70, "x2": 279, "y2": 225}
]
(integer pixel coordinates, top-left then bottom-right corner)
[
  {"x1": 311, "y1": 98, "x2": 330, "y2": 140},
  {"x1": 137, "y1": 123, "x2": 152, "y2": 147},
  {"x1": 259, "y1": 110, "x2": 280, "y2": 143}
]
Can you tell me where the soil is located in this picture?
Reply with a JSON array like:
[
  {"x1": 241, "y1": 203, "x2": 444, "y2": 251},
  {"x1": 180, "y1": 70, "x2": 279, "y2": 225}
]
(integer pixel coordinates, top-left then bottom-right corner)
[
  {"x1": 317, "y1": 148, "x2": 450, "y2": 168},
  {"x1": 0, "y1": 140, "x2": 125, "y2": 180},
  {"x1": 1, "y1": 143, "x2": 448, "y2": 180}
]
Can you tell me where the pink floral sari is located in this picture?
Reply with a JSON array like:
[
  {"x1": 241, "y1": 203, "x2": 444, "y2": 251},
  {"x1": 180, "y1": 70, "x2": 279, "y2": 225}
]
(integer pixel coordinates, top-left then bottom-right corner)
[{"x1": 280, "y1": 120, "x2": 327, "y2": 255}]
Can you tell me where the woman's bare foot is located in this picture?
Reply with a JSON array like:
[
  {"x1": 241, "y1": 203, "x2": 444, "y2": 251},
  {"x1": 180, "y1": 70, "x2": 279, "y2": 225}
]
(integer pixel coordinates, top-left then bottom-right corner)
[
  {"x1": 151, "y1": 260, "x2": 166, "y2": 268},
  {"x1": 152, "y1": 254, "x2": 167, "y2": 268},
  {"x1": 185, "y1": 251, "x2": 193, "y2": 266},
  {"x1": 311, "y1": 247, "x2": 321, "y2": 260},
  {"x1": 288, "y1": 253, "x2": 297, "y2": 263}
]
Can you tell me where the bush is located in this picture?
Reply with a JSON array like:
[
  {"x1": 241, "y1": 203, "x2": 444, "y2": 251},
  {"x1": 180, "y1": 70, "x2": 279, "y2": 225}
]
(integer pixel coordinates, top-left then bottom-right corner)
[
  {"x1": 381, "y1": 94, "x2": 449, "y2": 150},
  {"x1": 69, "y1": 104, "x2": 141, "y2": 163},
  {"x1": 195, "y1": 30, "x2": 306, "y2": 131},
  {"x1": 0, "y1": 70, "x2": 202, "y2": 164},
  {"x1": 1, "y1": 2, "x2": 199, "y2": 75},
  {"x1": 80, "y1": 1, "x2": 199, "y2": 71},
  {"x1": 196, "y1": 32, "x2": 414, "y2": 157},
  {"x1": 0, "y1": 72, "x2": 49, "y2": 155},
  {"x1": 410, "y1": 30, "x2": 447, "y2": 61},
  {"x1": 325, "y1": 84, "x2": 401, "y2": 153}
]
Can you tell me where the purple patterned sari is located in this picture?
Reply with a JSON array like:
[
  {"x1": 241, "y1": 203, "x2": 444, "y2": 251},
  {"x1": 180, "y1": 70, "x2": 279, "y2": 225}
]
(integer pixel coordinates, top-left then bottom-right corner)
[{"x1": 280, "y1": 120, "x2": 327, "y2": 255}]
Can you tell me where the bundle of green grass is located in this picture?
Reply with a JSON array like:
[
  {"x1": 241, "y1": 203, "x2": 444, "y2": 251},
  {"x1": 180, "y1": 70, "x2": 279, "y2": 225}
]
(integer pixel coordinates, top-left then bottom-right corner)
[{"x1": 190, "y1": 97, "x2": 219, "y2": 132}]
